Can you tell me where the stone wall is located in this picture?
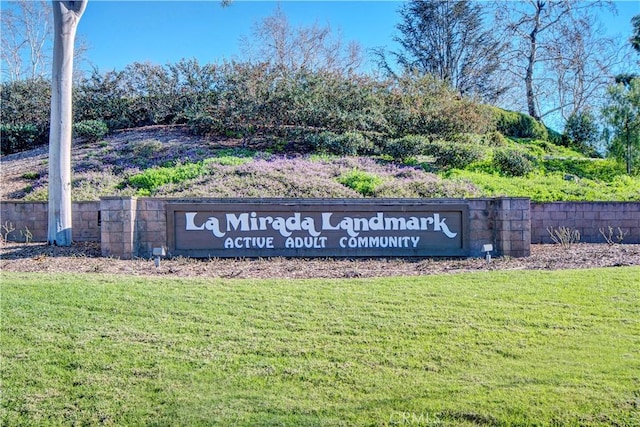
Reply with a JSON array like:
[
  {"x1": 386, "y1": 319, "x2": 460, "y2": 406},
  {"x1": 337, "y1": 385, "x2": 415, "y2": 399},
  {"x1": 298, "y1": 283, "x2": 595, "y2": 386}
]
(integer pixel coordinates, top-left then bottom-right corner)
[
  {"x1": 107, "y1": 197, "x2": 531, "y2": 259},
  {"x1": 0, "y1": 201, "x2": 100, "y2": 242},
  {"x1": 126, "y1": 197, "x2": 530, "y2": 259},
  {"x1": 531, "y1": 202, "x2": 640, "y2": 244},
  {"x1": 4, "y1": 197, "x2": 636, "y2": 259}
]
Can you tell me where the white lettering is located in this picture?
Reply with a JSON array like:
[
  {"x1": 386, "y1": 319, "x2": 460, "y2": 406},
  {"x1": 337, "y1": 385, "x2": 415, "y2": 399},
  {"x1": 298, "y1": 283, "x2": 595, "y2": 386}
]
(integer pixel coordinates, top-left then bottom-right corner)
[
  {"x1": 285, "y1": 236, "x2": 327, "y2": 249},
  {"x1": 338, "y1": 235, "x2": 420, "y2": 249},
  {"x1": 185, "y1": 213, "x2": 225, "y2": 237},
  {"x1": 224, "y1": 236, "x2": 275, "y2": 249},
  {"x1": 227, "y1": 213, "x2": 249, "y2": 231},
  {"x1": 187, "y1": 210, "x2": 459, "y2": 243},
  {"x1": 185, "y1": 212, "x2": 204, "y2": 230},
  {"x1": 433, "y1": 214, "x2": 457, "y2": 238}
]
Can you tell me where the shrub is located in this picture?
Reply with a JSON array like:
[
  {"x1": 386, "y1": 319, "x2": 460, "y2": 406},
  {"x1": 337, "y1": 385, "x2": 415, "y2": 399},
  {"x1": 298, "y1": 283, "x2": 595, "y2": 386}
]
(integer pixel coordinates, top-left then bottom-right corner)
[
  {"x1": 337, "y1": 170, "x2": 383, "y2": 196},
  {"x1": 426, "y1": 141, "x2": 486, "y2": 169},
  {"x1": 448, "y1": 133, "x2": 483, "y2": 145},
  {"x1": 490, "y1": 107, "x2": 548, "y2": 140},
  {"x1": 187, "y1": 113, "x2": 224, "y2": 136},
  {"x1": 0, "y1": 78, "x2": 51, "y2": 138},
  {"x1": 385, "y1": 74, "x2": 493, "y2": 137},
  {"x1": 384, "y1": 135, "x2": 430, "y2": 161},
  {"x1": 73, "y1": 120, "x2": 108, "y2": 142},
  {"x1": 309, "y1": 131, "x2": 374, "y2": 156},
  {"x1": 493, "y1": 148, "x2": 534, "y2": 176},
  {"x1": 482, "y1": 131, "x2": 509, "y2": 147},
  {"x1": 21, "y1": 172, "x2": 40, "y2": 180},
  {"x1": 0, "y1": 124, "x2": 41, "y2": 154}
]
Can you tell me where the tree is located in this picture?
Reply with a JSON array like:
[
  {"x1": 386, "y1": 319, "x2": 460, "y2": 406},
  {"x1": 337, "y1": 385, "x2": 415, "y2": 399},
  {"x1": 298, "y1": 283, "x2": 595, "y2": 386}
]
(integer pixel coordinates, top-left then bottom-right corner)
[
  {"x1": 382, "y1": 0, "x2": 506, "y2": 102},
  {"x1": 494, "y1": 0, "x2": 623, "y2": 125},
  {"x1": 631, "y1": 14, "x2": 640, "y2": 54},
  {"x1": 563, "y1": 110, "x2": 600, "y2": 156},
  {"x1": 1, "y1": 0, "x2": 52, "y2": 81},
  {"x1": 1, "y1": 0, "x2": 88, "y2": 82},
  {"x1": 239, "y1": 5, "x2": 362, "y2": 75},
  {"x1": 48, "y1": 0, "x2": 87, "y2": 246},
  {"x1": 602, "y1": 78, "x2": 640, "y2": 175}
]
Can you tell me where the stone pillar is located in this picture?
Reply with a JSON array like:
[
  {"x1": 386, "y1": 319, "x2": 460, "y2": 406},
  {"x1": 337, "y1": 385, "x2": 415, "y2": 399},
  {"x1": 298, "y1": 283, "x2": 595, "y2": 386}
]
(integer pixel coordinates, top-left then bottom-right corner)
[
  {"x1": 100, "y1": 197, "x2": 137, "y2": 259},
  {"x1": 493, "y1": 198, "x2": 530, "y2": 258}
]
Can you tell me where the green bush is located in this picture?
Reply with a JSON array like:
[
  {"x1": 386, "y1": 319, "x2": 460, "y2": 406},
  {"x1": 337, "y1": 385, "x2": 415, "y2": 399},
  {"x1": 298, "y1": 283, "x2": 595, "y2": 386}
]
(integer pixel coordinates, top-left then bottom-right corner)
[
  {"x1": 73, "y1": 120, "x2": 108, "y2": 142},
  {"x1": 1, "y1": 78, "x2": 51, "y2": 141},
  {"x1": 337, "y1": 170, "x2": 383, "y2": 196},
  {"x1": 384, "y1": 135, "x2": 430, "y2": 161},
  {"x1": 490, "y1": 107, "x2": 548, "y2": 140},
  {"x1": 493, "y1": 148, "x2": 535, "y2": 176},
  {"x1": 309, "y1": 131, "x2": 374, "y2": 156},
  {"x1": 0, "y1": 124, "x2": 41, "y2": 155},
  {"x1": 187, "y1": 113, "x2": 224, "y2": 136},
  {"x1": 385, "y1": 74, "x2": 493, "y2": 137},
  {"x1": 426, "y1": 141, "x2": 487, "y2": 169},
  {"x1": 482, "y1": 131, "x2": 509, "y2": 147},
  {"x1": 448, "y1": 133, "x2": 483, "y2": 145}
]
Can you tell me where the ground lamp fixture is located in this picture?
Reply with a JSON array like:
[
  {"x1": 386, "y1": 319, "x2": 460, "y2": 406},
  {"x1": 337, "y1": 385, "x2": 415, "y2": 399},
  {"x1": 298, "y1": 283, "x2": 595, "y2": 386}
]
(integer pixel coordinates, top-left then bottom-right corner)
[{"x1": 153, "y1": 247, "x2": 166, "y2": 268}]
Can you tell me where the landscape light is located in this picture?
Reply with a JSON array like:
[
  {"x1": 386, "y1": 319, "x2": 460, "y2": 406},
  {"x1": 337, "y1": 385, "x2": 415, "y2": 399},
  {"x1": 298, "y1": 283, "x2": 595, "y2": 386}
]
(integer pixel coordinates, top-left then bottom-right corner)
[
  {"x1": 482, "y1": 244, "x2": 493, "y2": 262},
  {"x1": 152, "y1": 247, "x2": 166, "y2": 268}
]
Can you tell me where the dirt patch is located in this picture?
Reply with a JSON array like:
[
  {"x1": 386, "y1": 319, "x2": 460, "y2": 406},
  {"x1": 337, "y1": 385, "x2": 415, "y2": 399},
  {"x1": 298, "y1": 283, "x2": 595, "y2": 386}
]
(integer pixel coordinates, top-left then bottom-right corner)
[{"x1": 1, "y1": 242, "x2": 638, "y2": 279}]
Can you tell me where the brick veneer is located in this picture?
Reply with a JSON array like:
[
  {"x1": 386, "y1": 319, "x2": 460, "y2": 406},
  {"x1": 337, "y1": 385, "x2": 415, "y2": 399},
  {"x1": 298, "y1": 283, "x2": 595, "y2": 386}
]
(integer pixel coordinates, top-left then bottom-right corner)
[
  {"x1": 98, "y1": 197, "x2": 530, "y2": 259},
  {"x1": 0, "y1": 200, "x2": 100, "y2": 242},
  {"x1": 531, "y1": 202, "x2": 640, "y2": 244},
  {"x1": 8, "y1": 197, "x2": 636, "y2": 259}
]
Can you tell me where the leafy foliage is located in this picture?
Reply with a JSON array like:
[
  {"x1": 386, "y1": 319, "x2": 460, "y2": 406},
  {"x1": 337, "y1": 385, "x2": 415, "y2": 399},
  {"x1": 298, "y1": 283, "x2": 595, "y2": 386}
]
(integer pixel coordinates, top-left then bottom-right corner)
[
  {"x1": 73, "y1": 120, "x2": 108, "y2": 142},
  {"x1": 384, "y1": 134, "x2": 430, "y2": 161},
  {"x1": 0, "y1": 124, "x2": 41, "y2": 155},
  {"x1": 542, "y1": 158, "x2": 625, "y2": 181},
  {"x1": 127, "y1": 161, "x2": 212, "y2": 195},
  {"x1": 426, "y1": 140, "x2": 487, "y2": 170},
  {"x1": 563, "y1": 110, "x2": 600, "y2": 157},
  {"x1": 602, "y1": 78, "x2": 640, "y2": 175},
  {"x1": 447, "y1": 170, "x2": 640, "y2": 202},
  {"x1": 489, "y1": 106, "x2": 549, "y2": 140},
  {"x1": 0, "y1": 78, "x2": 50, "y2": 152},
  {"x1": 337, "y1": 169, "x2": 383, "y2": 196},
  {"x1": 307, "y1": 131, "x2": 374, "y2": 156},
  {"x1": 492, "y1": 148, "x2": 535, "y2": 176}
]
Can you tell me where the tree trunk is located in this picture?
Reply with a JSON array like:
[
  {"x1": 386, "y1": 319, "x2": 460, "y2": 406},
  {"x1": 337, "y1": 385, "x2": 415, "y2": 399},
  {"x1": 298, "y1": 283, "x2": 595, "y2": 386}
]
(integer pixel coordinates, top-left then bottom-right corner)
[
  {"x1": 48, "y1": 0, "x2": 87, "y2": 246},
  {"x1": 525, "y1": 2, "x2": 542, "y2": 121},
  {"x1": 626, "y1": 119, "x2": 632, "y2": 175}
]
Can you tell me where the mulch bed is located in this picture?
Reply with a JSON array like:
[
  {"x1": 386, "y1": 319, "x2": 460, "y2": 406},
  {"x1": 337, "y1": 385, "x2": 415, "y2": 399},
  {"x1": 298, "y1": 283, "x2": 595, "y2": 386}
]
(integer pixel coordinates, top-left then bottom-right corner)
[{"x1": 1, "y1": 242, "x2": 638, "y2": 279}]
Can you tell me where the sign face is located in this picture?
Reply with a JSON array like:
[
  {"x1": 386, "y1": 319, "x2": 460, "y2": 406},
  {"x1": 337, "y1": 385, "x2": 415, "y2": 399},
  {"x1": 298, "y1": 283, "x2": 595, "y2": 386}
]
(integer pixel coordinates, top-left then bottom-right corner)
[{"x1": 167, "y1": 201, "x2": 469, "y2": 258}]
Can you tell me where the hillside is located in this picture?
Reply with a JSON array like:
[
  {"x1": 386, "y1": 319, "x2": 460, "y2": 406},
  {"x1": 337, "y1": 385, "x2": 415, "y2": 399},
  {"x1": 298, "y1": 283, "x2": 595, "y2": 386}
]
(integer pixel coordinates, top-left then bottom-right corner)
[{"x1": 1, "y1": 125, "x2": 638, "y2": 202}]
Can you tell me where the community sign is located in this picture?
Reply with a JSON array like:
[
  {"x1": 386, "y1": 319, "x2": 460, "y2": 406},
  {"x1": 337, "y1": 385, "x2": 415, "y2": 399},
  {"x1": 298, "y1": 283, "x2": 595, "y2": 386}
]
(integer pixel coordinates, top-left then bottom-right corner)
[{"x1": 167, "y1": 200, "x2": 469, "y2": 257}]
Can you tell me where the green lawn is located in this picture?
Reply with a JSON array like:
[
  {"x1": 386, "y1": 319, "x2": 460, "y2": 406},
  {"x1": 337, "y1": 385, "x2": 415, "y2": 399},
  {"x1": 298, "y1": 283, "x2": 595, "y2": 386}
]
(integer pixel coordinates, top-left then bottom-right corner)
[{"x1": 2, "y1": 268, "x2": 639, "y2": 426}]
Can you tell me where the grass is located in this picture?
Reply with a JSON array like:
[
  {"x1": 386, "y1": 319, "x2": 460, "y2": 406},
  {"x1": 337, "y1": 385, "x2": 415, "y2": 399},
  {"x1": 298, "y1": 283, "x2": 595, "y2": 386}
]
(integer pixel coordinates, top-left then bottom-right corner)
[
  {"x1": 446, "y1": 170, "x2": 640, "y2": 202},
  {"x1": 2, "y1": 267, "x2": 639, "y2": 426}
]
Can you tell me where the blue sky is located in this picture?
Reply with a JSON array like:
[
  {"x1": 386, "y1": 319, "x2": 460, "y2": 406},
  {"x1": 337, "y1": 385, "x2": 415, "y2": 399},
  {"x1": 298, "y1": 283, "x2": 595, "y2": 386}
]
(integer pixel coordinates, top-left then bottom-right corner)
[
  {"x1": 79, "y1": 1, "x2": 401, "y2": 72},
  {"x1": 75, "y1": 1, "x2": 640, "y2": 74}
]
